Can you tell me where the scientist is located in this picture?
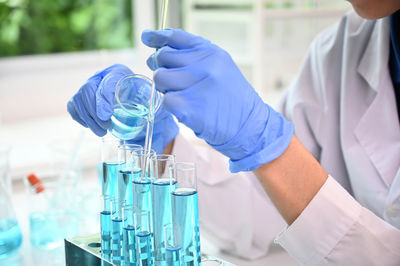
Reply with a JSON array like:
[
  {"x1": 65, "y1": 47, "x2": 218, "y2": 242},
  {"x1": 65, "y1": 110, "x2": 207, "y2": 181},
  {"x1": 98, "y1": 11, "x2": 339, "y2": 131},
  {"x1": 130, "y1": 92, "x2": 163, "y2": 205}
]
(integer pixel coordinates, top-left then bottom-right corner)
[{"x1": 67, "y1": 0, "x2": 400, "y2": 264}]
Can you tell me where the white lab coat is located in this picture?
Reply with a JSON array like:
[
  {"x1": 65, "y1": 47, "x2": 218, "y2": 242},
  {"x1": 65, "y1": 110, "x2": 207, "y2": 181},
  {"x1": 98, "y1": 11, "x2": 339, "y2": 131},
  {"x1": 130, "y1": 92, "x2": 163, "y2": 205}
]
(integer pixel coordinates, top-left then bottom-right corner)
[{"x1": 173, "y1": 10, "x2": 400, "y2": 265}]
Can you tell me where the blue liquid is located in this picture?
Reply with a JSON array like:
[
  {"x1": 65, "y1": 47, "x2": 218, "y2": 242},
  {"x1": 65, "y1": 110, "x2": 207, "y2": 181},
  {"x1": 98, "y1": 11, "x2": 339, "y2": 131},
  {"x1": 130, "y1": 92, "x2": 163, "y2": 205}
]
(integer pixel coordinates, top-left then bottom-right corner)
[
  {"x1": 109, "y1": 104, "x2": 148, "y2": 140},
  {"x1": 30, "y1": 212, "x2": 62, "y2": 249},
  {"x1": 133, "y1": 175, "x2": 153, "y2": 225},
  {"x1": 165, "y1": 246, "x2": 181, "y2": 266},
  {"x1": 171, "y1": 189, "x2": 201, "y2": 265},
  {"x1": 0, "y1": 219, "x2": 22, "y2": 258},
  {"x1": 112, "y1": 218, "x2": 124, "y2": 264},
  {"x1": 123, "y1": 226, "x2": 137, "y2": 266},
  {"x1": 136, "y1": 232, "x2": 154, "y2": 266},
  {"x1": 151, "y1": 179, "x2": 177, "y2": 263},
  {"x1": 100, "y1": 211, "x2": 112, "y2": 260},
  {"x1": 120, "y1": 170, "x2": 133, "y2": 206},
  {"x1": 102, "y1": 162, "x2": 120, "y2": 199}
]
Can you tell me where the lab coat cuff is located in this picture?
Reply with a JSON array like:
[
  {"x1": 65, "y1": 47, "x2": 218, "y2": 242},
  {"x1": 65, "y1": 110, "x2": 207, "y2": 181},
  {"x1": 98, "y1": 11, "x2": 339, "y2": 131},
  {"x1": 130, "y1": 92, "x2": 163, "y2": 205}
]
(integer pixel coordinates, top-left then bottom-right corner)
[
  {"x1": 274, "y1": 176, "x2": 362, "y2": 265},
  {"x1": 228, "y1": 121, "x2": 294, "y2": 173}
]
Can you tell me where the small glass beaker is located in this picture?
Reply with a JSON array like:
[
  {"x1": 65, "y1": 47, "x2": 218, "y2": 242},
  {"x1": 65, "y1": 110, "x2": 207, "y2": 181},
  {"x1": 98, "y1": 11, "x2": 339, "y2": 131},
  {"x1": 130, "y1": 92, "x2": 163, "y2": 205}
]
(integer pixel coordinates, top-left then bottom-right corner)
[
  {"x1": 0, "y1": 146, "x2": 22, "y2": 259},
  {"x1": 109, "y1": 74, "x2": 163, "y2": 140}
]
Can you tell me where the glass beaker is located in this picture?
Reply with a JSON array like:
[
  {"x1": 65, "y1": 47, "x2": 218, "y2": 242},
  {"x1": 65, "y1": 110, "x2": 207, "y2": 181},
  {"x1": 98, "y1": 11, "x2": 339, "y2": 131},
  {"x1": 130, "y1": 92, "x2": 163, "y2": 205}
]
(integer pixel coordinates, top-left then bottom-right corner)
[
  {"x1": 0, "y1": 146, "x2": 22, "y2": 259},
  {"x1": 109, "y1": 74, "x2": 163, "y2": 140}
]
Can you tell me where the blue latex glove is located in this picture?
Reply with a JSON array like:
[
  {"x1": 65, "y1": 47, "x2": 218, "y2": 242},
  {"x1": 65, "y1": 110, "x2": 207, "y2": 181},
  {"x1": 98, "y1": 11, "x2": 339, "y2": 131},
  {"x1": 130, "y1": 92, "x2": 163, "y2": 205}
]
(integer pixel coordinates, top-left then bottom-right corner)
[
  {"x1": 67, "y1": 64, "x2": 179, "y2": 154},
  {"x1": 142, "y1": 29, "x2": 294, "y2": 172}
]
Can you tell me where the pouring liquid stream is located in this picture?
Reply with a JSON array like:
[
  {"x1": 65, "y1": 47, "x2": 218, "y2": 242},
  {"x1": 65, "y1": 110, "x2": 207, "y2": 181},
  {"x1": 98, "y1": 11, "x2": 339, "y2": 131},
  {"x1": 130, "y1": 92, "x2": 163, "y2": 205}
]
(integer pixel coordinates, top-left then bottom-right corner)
[{"x1": 142, "y1": 0, "x2": 169, "y2": 179}]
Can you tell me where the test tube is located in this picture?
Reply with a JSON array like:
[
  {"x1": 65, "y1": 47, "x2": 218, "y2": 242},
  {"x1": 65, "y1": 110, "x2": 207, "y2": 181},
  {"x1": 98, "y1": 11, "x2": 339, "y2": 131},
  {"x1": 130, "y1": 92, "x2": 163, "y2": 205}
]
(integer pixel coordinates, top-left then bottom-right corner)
[
  {"x1": 118, "y1": 144, "x2": 142, "y2": 211},
  {"x1": 111, "y1": 197, "x2": 124, "y2": 265},
  {"x1": 150, "y1": 154, "x2": 176, "y2": 264},
  {"x1": 100, "y1": 195, "x2": 112, "y2": 262},
  {"x1": 102, "y1": 136, "x2": 120, "y2": 199},
  {"x1": 169, "y1": 162, "x2": 202, "y2": 265},
  {"x1": 122, "y1": 204, "x2": 137, "y2": 266},
  {"x1": 164, "y1": 223, "x2": 182, "y2": 266},
  {"x1": 134, "y1": 210, "x2": 154, "y2": 265},
  {"x1": 131, "y1": 149, "x2": 155, "y2": 227}
]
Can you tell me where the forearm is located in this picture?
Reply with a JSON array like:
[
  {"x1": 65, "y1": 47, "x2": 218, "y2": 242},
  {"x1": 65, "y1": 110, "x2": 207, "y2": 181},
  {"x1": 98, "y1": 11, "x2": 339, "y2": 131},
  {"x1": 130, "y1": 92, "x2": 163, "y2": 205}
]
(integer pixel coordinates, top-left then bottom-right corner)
[{"x1": 254, "y1": 136, "x2": 328, "y2": 225}]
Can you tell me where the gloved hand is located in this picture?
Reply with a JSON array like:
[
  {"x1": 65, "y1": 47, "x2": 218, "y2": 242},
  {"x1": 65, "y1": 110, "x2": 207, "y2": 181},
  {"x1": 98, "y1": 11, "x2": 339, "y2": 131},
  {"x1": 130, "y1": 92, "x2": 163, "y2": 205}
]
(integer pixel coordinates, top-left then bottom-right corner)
[
  {"x1": 67, "y1": 64, "x2": 179, "y2": 154},
  {"x1": 142, "y1": 29, "x2": 294, "y2": 172}
]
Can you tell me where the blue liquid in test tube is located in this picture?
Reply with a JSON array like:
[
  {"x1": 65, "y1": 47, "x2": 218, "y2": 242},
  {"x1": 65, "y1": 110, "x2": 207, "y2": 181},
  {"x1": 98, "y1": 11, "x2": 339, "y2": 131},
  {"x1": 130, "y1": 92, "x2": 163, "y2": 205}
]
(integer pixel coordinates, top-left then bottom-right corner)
[
  {"x1": 120, "y1": 169, "x2": 133, "y2": 205},
  {"x1": 152, "y1": 179, "x2": 177, "y2": 264},
  {"x1": 123, "y1": 225, "x2": 137, "y2": 265},
  {"x1": 165, "y1": 246, "x2": 181, "y2": 266},
  {"x1": 134, "y1": 209, "x2": 154, "y2": 266},
  {"x1": 171, "y1": 188, "x2": 201, "y2": 265},
  {"x1": 100, "y1": 195, "x2": 113, "y2": 261},
  {"x1": 136, "y1": 231, "x2": 154, "y2": 265},
  {"x1": 123, "y1": 204, "x2": 137, "y2": 266},
  {"x1": 133, "y1": 170, "x2": 153, "y2": 221},
  {"x1": 100, "y1": 211, "x2": 112, "y2": 260},
  {"x1": 112, "y1": 217, "x2": 124, "y2": 264},
  {"x1": 103, "y1": 162, "x2": 120, "y2": 199}
]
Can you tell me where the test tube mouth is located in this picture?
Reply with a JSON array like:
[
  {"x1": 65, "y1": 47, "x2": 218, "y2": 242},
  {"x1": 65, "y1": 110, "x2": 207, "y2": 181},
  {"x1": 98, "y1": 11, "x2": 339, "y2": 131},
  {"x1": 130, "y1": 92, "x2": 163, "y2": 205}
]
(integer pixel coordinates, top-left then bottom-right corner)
[
  {"x1": 114, "y1": 74, "x2": 161, "y2": 116},
  {"x1": 119, "y1": 143, "x2": 142, "y2": 151},
  {"x1": 150, "y1": 154, "x2": 175, "y2": 161}
]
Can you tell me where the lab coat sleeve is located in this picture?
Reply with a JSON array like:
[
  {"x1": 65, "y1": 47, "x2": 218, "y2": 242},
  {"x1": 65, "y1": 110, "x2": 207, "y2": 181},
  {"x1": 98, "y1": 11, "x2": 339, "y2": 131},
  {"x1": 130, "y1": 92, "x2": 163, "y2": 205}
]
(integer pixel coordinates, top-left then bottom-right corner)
[{"x1": 275, "y1": 176, "x2": 400, "y2": 265}]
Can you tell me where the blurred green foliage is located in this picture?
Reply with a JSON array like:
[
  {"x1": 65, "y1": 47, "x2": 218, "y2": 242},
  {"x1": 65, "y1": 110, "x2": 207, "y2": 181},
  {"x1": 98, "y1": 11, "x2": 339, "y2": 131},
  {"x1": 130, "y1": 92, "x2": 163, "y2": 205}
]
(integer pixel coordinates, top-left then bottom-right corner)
[{"x1": 0, "y1": 0, "x2": 133, "y2": 57}]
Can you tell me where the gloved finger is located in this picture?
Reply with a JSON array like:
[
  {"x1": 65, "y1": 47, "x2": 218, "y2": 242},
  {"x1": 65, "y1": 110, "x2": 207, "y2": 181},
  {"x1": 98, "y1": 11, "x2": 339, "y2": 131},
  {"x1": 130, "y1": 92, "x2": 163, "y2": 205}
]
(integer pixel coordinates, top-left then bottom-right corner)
[
  {"x1": 91, "y1": 64, "x2": 133, "y2": 81},
  {"x1": 80, "y1": 77, "x2": 111, "y2": 130},
  {"x1": 96, "y1": 70, "x2": 133, "y2": 121},
  {"x1": 142, "y1": 29, "x2": 208, "y2": 49},
  {"x1": 72, "y1": 93, "x2": 107, "y2": 136},
  {"x1": 67, "y1": 99, "x2": 88, "y2": 128},
  {"x1": 147, "y1": 45, "x2": 215, "y2": 70},
  {"x1": 161, "y1": 90, "x2": 190, "y2": 125},
  {"x1": 153, "y1": 66, "x2": 206, "y2": 93}
]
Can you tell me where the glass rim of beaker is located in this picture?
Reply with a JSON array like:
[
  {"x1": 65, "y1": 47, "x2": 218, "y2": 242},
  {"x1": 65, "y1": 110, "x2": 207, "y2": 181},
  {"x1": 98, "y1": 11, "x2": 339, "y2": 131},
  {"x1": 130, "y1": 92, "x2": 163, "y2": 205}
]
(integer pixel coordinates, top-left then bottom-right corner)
[
  {"x1": 150, "y1": 154, "x2": 175, "y2": 162},
  {"x1": 131, "y1": 148, "x2": 156, "y2": 156},
  {"x1": 171, "y1": 161, "x2": 196, "y2": 171},
  {"x1": 119, "y1": 143, "x2": 143, "y2": 151},
  {"x1": 114, "y1": 74, "x2": 154, "y2": 116}
]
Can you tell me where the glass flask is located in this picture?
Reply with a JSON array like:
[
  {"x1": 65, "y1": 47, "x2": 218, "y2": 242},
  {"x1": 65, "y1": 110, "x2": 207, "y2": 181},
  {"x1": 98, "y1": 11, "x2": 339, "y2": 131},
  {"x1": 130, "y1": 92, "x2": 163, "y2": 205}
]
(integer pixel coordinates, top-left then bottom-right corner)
[
  {"x1": 0, "y1": 146, "x2": 22, "y2": 259},
  {"x1": 109, "y1": 74, "x2": 163, "y2": 140}
]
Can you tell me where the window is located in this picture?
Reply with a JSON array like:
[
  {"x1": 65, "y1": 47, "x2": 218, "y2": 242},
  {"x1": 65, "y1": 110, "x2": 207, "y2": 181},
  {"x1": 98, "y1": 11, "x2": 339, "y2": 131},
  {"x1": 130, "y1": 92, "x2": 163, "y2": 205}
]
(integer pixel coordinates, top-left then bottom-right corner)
[{"x1": 0, "y1": 0, "x2": 133, "y2": 57}]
